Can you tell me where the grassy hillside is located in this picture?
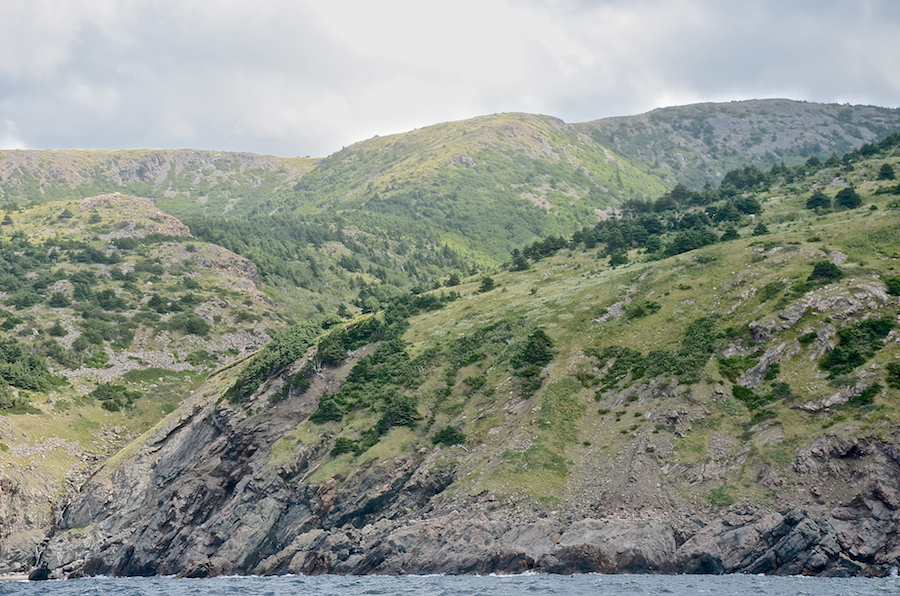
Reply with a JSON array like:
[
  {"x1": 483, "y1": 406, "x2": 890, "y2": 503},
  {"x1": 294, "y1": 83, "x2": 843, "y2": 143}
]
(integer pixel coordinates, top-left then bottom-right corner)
[
  {"x1": 0, "y1": 149, "x2": 316, "y2": 218},
  {"x1": 3, "y1": 102, "x2": 900, "y2": 575},
  {"x1": 277, "y1": 113, "x2": 665, "y2": 262},
  {"x1": 578, "y1": 99, "x2": 900, "y2": 190},
  {"x1": 0, "y1": 193, "x2": 290, "y2": 545},
  {"x1": 247, "y1": 134, "x2": 900, "y2": 511}
]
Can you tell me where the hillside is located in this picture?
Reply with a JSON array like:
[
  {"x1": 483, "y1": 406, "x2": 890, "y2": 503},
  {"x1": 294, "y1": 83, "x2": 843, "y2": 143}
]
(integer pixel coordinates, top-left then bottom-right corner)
[
  {"x1": 26, "y1": 136, "x2": 900, "y2": 578},
  {"x1": 278, "y1": 113, "x2": 665, "y2": 261},
  {"x1": 4, "y1": 101, "x2": 899, "y2": 271},
  {"x1": 578, "y1": 99, "x2": 900, "y2": 189},
  {"x1": 0, "y1": 193, "x2": 290, "y2": 566},
  {"x1": 0, "y1": 149, "x2": 316, "y2": 218}
]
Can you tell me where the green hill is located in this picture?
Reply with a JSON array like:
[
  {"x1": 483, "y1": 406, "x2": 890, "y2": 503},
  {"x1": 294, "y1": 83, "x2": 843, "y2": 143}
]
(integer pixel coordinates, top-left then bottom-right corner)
[
  {"x1": 4, "y1": 101, "x2": 900, "y2": 577},
  {"x1": 3, "y1": 101, "x2": 899, "y2": 272},
  {"x1": 277, "y1": 113, "x2": 665, "y2": 261},
  {"x1": 0, "y1": 193, "x2": 290, "y2": 560},
  {"x1": 236, "y1": 132, "x2": 900, "y2": 517},
  {"x1": 24, "y1": 131, "x2": 900, "y2": 578},
  {"x1": 0, "y1": 149, "x2": 316, "y2": 218},
  {"x1": 578, "y1": 98, "x2": 900, "y2": 189}
]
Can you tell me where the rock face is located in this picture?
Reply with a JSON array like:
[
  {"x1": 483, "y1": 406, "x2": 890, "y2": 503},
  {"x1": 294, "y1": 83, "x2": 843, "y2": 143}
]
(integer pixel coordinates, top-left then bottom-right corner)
[{"x1": 30, "y1": 351, "x2": 900, "y2": 579}]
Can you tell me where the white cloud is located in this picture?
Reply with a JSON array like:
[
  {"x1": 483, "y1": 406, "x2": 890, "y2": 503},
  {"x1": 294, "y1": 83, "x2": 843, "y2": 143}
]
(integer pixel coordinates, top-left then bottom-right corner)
[
  {"x1": 0, "y1": 120, "x2": 26, "y2": 150},
  {"x1": 0, "y1": 0, "x2": 127, "y2": 78},
  {"x1": 0, "y1": 0, "x2": 897, "y2": 156}
]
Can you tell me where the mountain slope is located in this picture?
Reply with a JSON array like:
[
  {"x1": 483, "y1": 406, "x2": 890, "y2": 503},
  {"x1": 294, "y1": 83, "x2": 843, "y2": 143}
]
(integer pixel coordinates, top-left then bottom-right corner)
[
  {"x1": 3, "y1": 101, "x2": 899, "y2": 270},
  {"x1": 0, "y1": 193, "x2": 288, "y2": 569},
  {"x1": 0, "y1": 149, "x2": 316, "y2": 218},
  {"x1": 30, "y1": 139, "x2": 900, "y2": 578},
  {"x1": 578, "y1": 98, "x2": 900, "y2": 189},
  {"x1": 279, "y1": 112, "x2": 665, "y2": 262}
]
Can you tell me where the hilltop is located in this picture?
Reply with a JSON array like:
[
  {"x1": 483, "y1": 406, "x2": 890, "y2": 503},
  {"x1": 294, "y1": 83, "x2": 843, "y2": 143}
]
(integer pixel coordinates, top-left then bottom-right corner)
[
  {"x1": 578, "y1": 99, "x2": 900, "y2": 188},
  {"x1": 3, "y1": 101, "x2": 899, "y2": 269},
  {"x1": 24, "y1": 133, "x2": 900, "y2": 578},
  {"x1": 0, "y1": 149, "x2": 315, "y2": 218}
]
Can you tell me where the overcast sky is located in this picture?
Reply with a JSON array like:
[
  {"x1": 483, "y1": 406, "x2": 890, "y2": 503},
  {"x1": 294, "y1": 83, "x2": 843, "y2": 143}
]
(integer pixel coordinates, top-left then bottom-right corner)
[{"x1": 1, "y1": 0, "x2": 898, "y2": 157}]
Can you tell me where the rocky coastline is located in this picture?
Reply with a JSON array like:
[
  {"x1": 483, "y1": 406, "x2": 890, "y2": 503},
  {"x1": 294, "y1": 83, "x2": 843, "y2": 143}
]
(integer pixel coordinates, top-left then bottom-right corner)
[{"x1": 25, "y1": 355, "x2": 900, "y2": 580}]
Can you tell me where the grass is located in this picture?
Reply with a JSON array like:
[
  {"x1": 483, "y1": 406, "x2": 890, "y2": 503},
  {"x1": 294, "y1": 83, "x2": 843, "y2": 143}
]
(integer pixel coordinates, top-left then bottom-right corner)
[
  {"x1": 3, "y1": 136, "x2": 900, "y2": 525},
  {"x1": 374, "y1": 173, "x2": 900, "y2": 504}
]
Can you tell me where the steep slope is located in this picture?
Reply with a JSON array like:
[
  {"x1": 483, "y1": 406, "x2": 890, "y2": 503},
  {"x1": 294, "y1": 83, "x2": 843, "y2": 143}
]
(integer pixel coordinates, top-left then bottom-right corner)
[
  {"x1": 279, "y1": 112, "x2": 664, "y2": 262},
  {"x1": 577, "y1": 98, "x2": 900, "y2": 189},
  {"x1": 0, "y1": 150, "x2": 316, "y2": 218},
  {"x1": 31, "y1": 142, "x2": 900, "y2": 578},
  {"x1": 0, "y1": 193, "x2": 286, "y2": 571},
  {"x1": 3, "y1": 101, "x2": 899, "y2": 269}
]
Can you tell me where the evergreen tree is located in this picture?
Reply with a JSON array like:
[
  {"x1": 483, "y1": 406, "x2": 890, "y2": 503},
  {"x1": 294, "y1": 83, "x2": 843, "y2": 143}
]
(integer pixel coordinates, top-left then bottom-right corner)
[
  {"x1": 805, "y1": 191, "x2": 831, "y2": 210},
  {"x1": 834, "y1": 187, "x2": 862, "y2": 210}
]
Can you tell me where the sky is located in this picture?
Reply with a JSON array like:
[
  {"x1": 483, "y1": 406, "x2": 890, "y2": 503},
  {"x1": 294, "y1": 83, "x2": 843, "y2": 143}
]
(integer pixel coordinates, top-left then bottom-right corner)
[{"x1": 1, "y1": 0, "x2": 898, "y2": 158}]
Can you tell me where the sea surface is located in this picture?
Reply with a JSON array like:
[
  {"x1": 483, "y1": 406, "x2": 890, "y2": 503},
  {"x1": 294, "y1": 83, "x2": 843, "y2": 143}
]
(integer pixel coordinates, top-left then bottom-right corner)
[{"x1": 1, "y1": 573, "x2": 898, "y2": 596}]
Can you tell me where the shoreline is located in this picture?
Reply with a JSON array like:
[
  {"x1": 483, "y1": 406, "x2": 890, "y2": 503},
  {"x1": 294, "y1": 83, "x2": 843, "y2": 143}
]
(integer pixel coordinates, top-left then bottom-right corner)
[{"x1": 0, "y1": 574, "x2": 29, "y2": 582}]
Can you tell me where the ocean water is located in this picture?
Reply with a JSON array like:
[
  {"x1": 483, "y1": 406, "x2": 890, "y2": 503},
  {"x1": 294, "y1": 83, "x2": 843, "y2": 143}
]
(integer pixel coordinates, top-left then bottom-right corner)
[{"x1": 0, "y1": 573, "x2": 898, "y2": 596}]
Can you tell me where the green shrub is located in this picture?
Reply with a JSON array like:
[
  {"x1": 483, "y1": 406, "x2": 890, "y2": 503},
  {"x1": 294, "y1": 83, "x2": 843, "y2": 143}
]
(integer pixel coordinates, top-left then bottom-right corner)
[
  {"x1": 90, "y1": 383, "x2": 141, "y2": 411},
  {"x1": 768, "y1": 381, "x2": 795, "y2": 402},
  {"x1": 85, "y1": 350, "x2": 109, "y2": 368},
  {"x1": 111, "y1": 238, "x2": 139, "y2": 250},
  {"x1": 834, "y1": 187, "x2": 862, "y2": 209},
  {"x1": 718, "y1": 356, "x2": 758, "y2": 382},
  {"x1": 96, "y1": 289, "x2": 126, "y2": 311},
  {"x1": 309, "y1": 397, "x2": 345, "y2": 423},
  {"x1": 733, "y1": 384, "x2": 766, "y2": 410},
  {"x1": 884, "y1": 277, "x2": 900, "y2": 296},
  {"x1": 805, "y1": 191, "x2": 831, "y2": 209},
  {"x1": 284, "y1": 362, "x2": 314, "y2": 396},
  {"x1": 886, "y1": 363, "x2": 900, "y2": 390},
  {"x1": 433, "y1": 426, "x2": 466, "y2": 446},
  {"x1": 331, "y1": 436, "x2": 358, "y2": 456},
  {"x1": 848, "y1": 383, "x2": 881, "y2": 406},
  {"x1": 513, "y1": 328, "x2": 555, "y2": 368},
  {"x1": 225, "y1": 323, "x2": 320, "y2": 402},
  {"x1": 0, "y1": 380, "x2": 18, "y2": 409},
  {"x1": 0, "y1": 338, "x2": 62, "y2": 391},
  {"x1": 625, "y1": 299, "x2": 661, "y2": 319},
  {"x1": 808, "y1": 261, "x2": 843, "y2": 282},
  {"x1": 750, "y1": 409, "x2": 777, "y2": 426},
  {"x1": 134, "y1": 258, "x2": 165, "y2": 275},
  {"x1": 166, "y1": 313, "x2": 211, "y2": 337},
  {"x1": 820, "y1": 318, "x2": 895, "y2": 376},
  {"x1": 47, "y1": 322, "x2": 67, "y2": 337},
  {"x1": 608, "y1": 250, "x2": 628, "y2": 267},
  {"x1": 379, "y1": 394, "x2": 419, "y2": 430},
  {"x1": 316, "y1": 317, "x2": 386, "y2": 367},
  {"x1": 48, "y1": 291, "x2": 71, "y2": 308},
  {"x1": 720, "y1": 227, "x2": 739, "y2": 241},
  {"x1": 798, "y1": 332, "x2": 817, "y2": 346}
]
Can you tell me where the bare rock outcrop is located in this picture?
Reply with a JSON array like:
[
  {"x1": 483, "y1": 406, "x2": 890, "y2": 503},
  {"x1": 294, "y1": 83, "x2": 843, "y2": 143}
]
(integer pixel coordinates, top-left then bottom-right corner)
[{"x1": 28, "y1": 359, "x2": 900, "y2": 580}]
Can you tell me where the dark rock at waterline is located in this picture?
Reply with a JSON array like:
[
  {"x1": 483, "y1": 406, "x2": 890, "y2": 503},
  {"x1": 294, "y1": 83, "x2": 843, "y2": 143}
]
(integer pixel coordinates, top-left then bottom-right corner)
[{"x1": 27, "y1": 355, "x2": 900, "y2": 580}]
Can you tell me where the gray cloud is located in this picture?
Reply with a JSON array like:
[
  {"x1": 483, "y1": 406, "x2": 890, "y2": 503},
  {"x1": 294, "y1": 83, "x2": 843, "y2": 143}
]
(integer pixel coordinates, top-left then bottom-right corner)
[{"x1": 1, "y1": 0, "x2": 897, "y2": 157}]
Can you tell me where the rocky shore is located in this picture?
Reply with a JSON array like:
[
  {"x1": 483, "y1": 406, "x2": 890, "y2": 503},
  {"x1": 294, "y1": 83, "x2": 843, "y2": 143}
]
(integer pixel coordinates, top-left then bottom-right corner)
[{"x1": 26, "y1": 353, "x2": 900, "y2": 580}]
